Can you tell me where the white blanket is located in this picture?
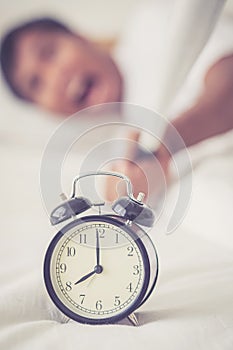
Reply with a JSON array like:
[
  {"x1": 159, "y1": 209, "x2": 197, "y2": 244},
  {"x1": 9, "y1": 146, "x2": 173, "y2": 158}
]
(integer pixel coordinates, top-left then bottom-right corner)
[
  {"x1": 1, "y1": 135, "x2": 233, "y2": 349},
  {"x1": 1, "y1": 1, "x2": 233, "y2": 349}
]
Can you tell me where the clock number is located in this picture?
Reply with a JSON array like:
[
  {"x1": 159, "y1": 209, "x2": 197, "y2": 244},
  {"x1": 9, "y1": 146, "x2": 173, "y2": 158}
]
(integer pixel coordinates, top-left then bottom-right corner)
[
  {"x1": 65, "y1": 281, "x2": 72, "y2": 292},
  {"x1": 60, "y1": 263, "x2": 67, "y2": 273},
  {"x1": 133, "y1": 265, "x2": 140, "y2": 275},
  {"x1": 67, "y1": 247, "x2": 76, "y2": 257},
  {"x1": 127, "y1": 246, "x2": 134, "y2": 256},
  {"x1": 96, "y1": 228, "x2": 105, "y2": 238},
  {"x1": 79, "y1": 294, "x2": 85, "y2": 305},
  {"x1": 115, "y1": 233, "x2": 119, "y2": 244},
  {"x1": 96, "y1": 300, "x2": 103, "y2": 310},
  {"x1": 126, "y1": 282, "x2": 133, "y2": 293},
  {"x1": 79, "y1": 234, "x2": 87, "y2": 244},
  {"x1": 114, "y1": 296, "x2": 121, "y2": 306}
]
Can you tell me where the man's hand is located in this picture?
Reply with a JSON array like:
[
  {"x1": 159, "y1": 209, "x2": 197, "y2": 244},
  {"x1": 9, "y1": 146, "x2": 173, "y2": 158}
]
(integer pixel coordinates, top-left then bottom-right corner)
[
  {"x1": 104, "y1": 131, "x2": 171, "y2": 202},
  {"x1": 104, "y1": 55, "x2": 233, "y2": 203}
]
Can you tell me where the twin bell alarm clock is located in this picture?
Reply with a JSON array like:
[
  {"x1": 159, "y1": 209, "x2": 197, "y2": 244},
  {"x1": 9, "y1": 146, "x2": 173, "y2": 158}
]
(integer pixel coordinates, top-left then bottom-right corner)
[{"x1": 43, "y1": 171, "x2": 158, "y2": 326}]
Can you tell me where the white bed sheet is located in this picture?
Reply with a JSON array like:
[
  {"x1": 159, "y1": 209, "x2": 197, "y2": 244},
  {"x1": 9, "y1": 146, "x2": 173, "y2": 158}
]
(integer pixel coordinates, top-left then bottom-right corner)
[
  {"x1": 0, "y1": 139, "x2": 233, "y2": 350},
  {"x1": 1, "y1": 2, "x2": 233, "y2": 348}
]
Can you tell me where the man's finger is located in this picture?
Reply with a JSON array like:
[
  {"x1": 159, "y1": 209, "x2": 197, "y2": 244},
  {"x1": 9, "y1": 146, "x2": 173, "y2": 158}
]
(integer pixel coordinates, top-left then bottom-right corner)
[{"x1": 125, "y1": 131, "x2": 140, "y2": 161}]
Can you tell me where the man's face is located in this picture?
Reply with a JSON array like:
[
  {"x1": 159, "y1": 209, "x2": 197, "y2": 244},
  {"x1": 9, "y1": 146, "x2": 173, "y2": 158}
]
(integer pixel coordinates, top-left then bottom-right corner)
[{"x1": 12, "y1": 29, "x2": 123, "y2": 115}]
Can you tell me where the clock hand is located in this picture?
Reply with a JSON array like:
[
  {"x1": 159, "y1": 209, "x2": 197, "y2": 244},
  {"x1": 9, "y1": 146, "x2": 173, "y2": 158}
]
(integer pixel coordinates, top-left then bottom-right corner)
[
  {"x1": 74, "y1": 265, "x2": 103, "y2": 285},
  {"x1": 96, "y1": 229, "x2": 100, "y2": 266},
  {"x1": 86, "y1": 273, "x2": 97, "y2": 288},
  {"x1": 74, "y1": 270, "x2": 96, "y2": 285},
  {"x1": 74, "y1": 230, "x2": 103, "y2": 286}
]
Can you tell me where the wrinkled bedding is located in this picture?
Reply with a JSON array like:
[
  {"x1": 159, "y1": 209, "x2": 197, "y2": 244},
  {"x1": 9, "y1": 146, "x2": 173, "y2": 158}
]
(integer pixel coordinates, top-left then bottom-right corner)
[
  {"x1": 1, "y1": 2, "x2": 233, "y2": 349},
  {"x1": 1, "y1": 131, "x2": 233, "y2": 349}
]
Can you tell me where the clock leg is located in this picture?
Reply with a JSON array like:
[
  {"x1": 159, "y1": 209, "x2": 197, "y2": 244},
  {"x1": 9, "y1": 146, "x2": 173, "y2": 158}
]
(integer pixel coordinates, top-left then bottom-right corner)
[{"x1": 127, "y1": 312, "x2": 139, "y2": 326}]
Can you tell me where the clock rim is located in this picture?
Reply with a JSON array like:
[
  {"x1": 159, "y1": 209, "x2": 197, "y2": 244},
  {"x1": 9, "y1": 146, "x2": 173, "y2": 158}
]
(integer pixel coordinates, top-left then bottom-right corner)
[{"x1": 43, "y1": 215, "x2": 151, "y2": 325}]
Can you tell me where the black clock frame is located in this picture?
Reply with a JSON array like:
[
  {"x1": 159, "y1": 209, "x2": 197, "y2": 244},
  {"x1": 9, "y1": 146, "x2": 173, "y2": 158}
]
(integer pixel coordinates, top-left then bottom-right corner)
[{"x1": 44, "y1": 215, "x2": 158, "y2": 325}]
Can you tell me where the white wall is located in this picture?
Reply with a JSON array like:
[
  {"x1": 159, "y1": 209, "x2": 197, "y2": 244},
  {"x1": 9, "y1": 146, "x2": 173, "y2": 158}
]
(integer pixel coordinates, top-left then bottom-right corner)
[{"x1": 0, "y1": 0, "x2": 137, "y2": 39}]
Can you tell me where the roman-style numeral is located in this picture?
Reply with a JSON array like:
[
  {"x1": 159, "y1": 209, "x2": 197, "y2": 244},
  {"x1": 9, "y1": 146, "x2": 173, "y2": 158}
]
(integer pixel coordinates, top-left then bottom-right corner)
[
  {"x1": 65, "y1": 281, "x2": 72, "y2": 291},
  {"x1": 133, "y1": 265, "x2": 140, "y2": 275},
  {"x1": 114, "y1": 296, "x2": 121, "y2": 306},
  {"x1": 127, "y1": 246, "x2": 134, "y2": 256},
  {"x1": 79, "y1": 294, "x2": 85, "y2": 304},
  {"x1": 79, "y1": 234, "x2": 87, "y2": 244},
  {"x1": 96, "y1": 300, "x2": 103, "y2": 310},
  {"x1": 126, "y1": 282, "x2": 133, "y2": 292},
  {"x1": 96, "y1": 228, "x2": 105, "y2": 238},
  {"x1": 67, "y1": 247, "x2": 76, "y2": 257},
  {"x1": 60, "y1": 263, "x2": 67, "y2": 273}
]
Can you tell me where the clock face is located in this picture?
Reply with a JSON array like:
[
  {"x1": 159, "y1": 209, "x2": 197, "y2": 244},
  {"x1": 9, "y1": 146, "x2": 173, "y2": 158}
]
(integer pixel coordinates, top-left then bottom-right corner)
[{"x1": 44, "y1": 216, "x2": 150, "y2": 324}]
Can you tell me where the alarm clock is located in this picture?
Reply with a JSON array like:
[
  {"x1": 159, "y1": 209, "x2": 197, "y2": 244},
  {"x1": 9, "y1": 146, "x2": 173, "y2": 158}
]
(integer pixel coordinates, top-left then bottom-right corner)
[{"x1": 43, "y1": 171, "x2": 159, "y2": 326}]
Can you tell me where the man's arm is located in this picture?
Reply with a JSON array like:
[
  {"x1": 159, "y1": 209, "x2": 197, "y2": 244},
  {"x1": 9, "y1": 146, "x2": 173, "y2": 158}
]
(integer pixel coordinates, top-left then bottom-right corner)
[
  {"x1": 160, "y1": 54, "x2": 233, "y2": 157},
  {"x1": 105, "y1": 55, "x2": 233, "y2": 200}
]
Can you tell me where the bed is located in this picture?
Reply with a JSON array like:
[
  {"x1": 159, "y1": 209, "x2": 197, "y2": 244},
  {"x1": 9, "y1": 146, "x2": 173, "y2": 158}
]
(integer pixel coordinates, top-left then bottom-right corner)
[
  {"x1": 1, "y1": 108, "x2": 233, "y2": 349},
  {"x1": 1, "y1": 1, "x2": 233, "y2": 349}
]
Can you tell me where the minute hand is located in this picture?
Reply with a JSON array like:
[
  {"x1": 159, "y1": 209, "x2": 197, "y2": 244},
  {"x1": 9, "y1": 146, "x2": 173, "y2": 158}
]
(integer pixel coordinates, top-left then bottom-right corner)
[
  {"x1": 96, "y1": 229, "x2": 100, "y2": 266},
  {"x1": 74, "y1": 270, "x2": 96, "y2": 285}
]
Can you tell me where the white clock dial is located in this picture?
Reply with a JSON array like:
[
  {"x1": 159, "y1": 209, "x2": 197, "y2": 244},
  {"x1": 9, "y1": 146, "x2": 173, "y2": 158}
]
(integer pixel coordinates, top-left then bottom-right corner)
[{"x1": 47, "y1": 219, "x2": 148, "y2": 321}]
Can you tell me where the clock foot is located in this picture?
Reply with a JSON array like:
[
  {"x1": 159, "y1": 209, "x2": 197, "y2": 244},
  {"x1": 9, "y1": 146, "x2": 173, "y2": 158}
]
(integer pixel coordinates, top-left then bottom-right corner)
[
  {"x1": 61, "y1": 316, "x2": 70, "y2": 324},
  {"x1": 127, "y1": 312, "x2": 139, "y2": 326}
]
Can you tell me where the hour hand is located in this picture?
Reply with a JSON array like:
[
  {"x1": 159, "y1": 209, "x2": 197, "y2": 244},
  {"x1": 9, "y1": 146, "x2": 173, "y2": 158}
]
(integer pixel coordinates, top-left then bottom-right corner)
[{"x1": 74, "y1": 270, "x2": 96, "y2": 285}]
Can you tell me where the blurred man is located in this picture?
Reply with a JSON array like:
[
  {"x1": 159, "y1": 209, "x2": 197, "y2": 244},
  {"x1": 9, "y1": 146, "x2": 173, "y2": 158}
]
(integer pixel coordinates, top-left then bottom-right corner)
[
  {"x1": 0, "y1": 18, "x2": 123, "y2": 115},
  {"x1": 1, "y1": 17, "x2": 233, "y2": 199}
]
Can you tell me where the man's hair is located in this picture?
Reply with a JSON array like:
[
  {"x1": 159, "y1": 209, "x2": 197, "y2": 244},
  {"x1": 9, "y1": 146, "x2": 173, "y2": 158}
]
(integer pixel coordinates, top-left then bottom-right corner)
[{"x1": 0, "y1": 17, "x2": 71, "y2": 100}]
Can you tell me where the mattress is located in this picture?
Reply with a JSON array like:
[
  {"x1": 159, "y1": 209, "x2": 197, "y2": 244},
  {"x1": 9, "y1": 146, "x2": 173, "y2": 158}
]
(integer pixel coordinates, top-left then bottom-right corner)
[
  {"x1": 0, "y1": 139, "x2": 233, "y2": 350},
  {"x1": 1, "y1": 2, "x2": 233, "y2": 348}
]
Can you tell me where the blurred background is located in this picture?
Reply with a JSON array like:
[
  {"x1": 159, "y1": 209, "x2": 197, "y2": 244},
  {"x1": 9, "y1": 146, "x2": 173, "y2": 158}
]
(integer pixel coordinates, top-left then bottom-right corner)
[
  {"x1": 0, "y1": 0, "x2": 141, "y2": 268},
  {"x1": 0, "y1": 0, "x2": 136, "y2": 145},
  {"x1": 1, "y1": 2, "x2": 233, "y2": 346},
  {"x1": 1, "y1": 0, "x2": 135, "y2": 39},
  {"x1": 1, "y1": 0, "x2": 233, "y2": 256}
]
